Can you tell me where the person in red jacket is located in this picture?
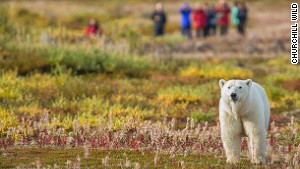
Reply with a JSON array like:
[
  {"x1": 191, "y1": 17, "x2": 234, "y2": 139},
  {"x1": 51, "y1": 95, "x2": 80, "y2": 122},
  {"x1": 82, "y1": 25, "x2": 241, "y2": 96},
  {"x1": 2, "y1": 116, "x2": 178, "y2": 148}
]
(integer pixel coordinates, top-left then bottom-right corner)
[
  {"x1": 85, "y1": 19, "x2": 102, "y2": 37},
  {"x1": 193, "y1": 3, "x2": 208, "y2": 38},
  {"x1": 216, "y1": 1, "x2": 231, "y2": 36}
]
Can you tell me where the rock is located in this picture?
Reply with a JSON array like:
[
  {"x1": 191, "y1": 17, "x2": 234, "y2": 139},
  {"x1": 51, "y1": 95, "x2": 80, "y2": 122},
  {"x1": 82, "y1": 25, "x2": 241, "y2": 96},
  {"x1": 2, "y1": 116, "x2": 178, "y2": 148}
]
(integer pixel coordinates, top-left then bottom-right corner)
[{"x1": 246, "y1": 43, "x2": 260, "y2": 54}]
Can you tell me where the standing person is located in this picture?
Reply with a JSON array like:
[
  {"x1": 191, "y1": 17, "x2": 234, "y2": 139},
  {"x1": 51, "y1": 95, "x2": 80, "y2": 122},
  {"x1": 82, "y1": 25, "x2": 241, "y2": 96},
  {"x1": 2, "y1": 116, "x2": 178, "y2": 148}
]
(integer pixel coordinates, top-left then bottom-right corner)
[
  {"x1": 179, "y1": 2, "x2": 192, "y2": 38},
  {"x1": 237, "y1": 2, "x2": 248, "y2": 35},
  {"x1": 85, "y1": 19, "x2": 102, "y2": 37},
  {"x1": 216, "y1": 1, "x2": 231, "y2": 36},
  {"x1": 231, "y1": 1, "x2": 240, "y2": 32},
  {"x1": 151, "y1": 2, "x2": 167, "y2": 37},
  {"x1": 192, "y1": 3, "x2": 207, "y2": 38},
  {"x1": 202, "y1": 3, "x2": 210, "y2": 37},
  {"x1": 207, "y1": 4, "x2": 217, "y2": 36}
]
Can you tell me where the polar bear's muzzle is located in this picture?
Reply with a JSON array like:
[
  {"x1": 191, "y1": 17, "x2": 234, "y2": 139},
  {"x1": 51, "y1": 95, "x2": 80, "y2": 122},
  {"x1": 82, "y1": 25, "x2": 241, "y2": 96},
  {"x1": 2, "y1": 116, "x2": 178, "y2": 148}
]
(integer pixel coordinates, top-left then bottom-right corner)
[{"x1": 230, "y1": 93, "x2": 238, "y2": 102}]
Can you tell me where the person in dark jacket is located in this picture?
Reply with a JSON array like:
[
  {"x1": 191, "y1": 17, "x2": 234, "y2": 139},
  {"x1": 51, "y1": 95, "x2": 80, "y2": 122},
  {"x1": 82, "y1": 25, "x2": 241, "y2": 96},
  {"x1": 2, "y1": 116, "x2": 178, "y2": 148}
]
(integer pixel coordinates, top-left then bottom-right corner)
[
  {"x1": 202, "y1": 3, "x2": 210, "y2": 37},
  {"x1": 237, "y1": 2, "x2": 248, "y2": 35},
  {"x1": 207, "y1": 4, "x2": 217, "y2": 36},
  {"x1": 216, "y1": 1, "x2": 231, "y2": 36},
  {"x1": 179, "y1": 2, "x2": 192, "y2": 38},
  {"x1": 193, "y1": 3, "x2": 208, "y2": 38},
  {"x1": 151, "y1": 2, "x2": 167, "y2": 37}
]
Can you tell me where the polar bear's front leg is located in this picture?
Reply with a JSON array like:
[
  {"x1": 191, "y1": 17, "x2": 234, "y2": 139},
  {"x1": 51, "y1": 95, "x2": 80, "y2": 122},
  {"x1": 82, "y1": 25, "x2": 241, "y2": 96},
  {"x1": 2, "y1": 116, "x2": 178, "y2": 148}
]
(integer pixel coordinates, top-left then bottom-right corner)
[
  {"x1": 220, "y1": 113, "x2": 243, "y2": 164},
  {"x1": 222, "y1": 133, "x2": 242, "y2": 164},
  {"x1": 250, "y1": 131, "x2": 267, "y2": 164}
]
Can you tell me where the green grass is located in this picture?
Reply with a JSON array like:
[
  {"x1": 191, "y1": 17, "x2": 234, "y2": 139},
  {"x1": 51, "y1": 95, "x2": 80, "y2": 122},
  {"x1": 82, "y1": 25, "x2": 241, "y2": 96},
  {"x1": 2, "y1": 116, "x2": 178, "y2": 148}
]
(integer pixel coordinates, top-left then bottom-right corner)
[
  {"x1": 0, "y1": 148, "x2": 290, "y2": 168},
  {"x1": 0, "y1": 148, "x2": 235, "y2": 168}
]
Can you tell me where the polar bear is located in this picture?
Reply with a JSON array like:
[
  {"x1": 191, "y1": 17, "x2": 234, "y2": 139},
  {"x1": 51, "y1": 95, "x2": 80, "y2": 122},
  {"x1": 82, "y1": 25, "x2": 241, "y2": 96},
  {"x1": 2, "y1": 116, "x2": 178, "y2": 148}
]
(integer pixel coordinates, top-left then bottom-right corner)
[{"x1": 218, "y1": 79, "x2": 270, "y2": 164}]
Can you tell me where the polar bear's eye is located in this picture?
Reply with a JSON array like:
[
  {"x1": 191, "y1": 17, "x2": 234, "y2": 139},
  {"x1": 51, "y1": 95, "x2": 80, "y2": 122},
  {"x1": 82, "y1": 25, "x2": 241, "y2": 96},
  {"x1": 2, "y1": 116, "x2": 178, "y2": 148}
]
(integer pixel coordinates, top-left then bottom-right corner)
[
  {"x1": 239, "y1": 86, "x2": 242, "y2": 89},
  {"x1": 228, "y1": 87, "x2": 231, "y2": 89}
]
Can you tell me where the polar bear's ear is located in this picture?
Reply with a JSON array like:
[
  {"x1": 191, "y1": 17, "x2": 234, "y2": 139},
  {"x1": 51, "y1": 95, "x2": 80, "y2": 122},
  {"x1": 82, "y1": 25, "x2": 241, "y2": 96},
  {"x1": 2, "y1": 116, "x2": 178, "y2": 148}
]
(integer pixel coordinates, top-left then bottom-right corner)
[
  {"x1": 245, "y1": 79, "x2": 252, "y2": 88},
  {"x1": 219, "y1": 79, "x2": 226, "y2": 89}
]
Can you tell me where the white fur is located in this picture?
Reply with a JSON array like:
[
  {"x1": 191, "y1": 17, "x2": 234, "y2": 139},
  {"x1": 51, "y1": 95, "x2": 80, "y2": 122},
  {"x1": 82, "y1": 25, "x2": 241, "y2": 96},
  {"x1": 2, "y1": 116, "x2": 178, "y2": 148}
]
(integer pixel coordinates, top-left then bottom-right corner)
[{"x1": 218, "y1": 79, "x2": 270, "y2": 164}]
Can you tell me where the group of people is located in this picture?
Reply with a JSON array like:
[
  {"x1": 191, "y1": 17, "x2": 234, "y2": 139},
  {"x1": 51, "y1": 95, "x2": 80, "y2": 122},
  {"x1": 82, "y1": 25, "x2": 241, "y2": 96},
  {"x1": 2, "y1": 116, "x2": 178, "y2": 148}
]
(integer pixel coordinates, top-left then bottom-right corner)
[
  {"x1": 84, "y1": 1, "x2": 248, "y2": 39},
  {"x1": 151, "y1": 0, "x2": 248, "y2": 38}
]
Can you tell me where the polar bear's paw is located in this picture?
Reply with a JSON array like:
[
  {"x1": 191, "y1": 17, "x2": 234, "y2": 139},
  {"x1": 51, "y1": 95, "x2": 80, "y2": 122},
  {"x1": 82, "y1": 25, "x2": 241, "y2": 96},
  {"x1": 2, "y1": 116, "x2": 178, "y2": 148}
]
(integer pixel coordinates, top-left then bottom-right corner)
[
  {"x1": 251, "y1": 157, "x2": 266, "y2": 165},
  {"x1": 226, "y1": 157, "x2": 240, "y2": 164}
]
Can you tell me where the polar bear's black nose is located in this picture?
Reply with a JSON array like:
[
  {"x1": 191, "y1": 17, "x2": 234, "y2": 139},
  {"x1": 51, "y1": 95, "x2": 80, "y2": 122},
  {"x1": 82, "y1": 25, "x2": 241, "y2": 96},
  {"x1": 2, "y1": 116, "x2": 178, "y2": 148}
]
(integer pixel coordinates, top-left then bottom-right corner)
[{"x1": 230, "y1": 93, "x2": 237, "y2": 100}]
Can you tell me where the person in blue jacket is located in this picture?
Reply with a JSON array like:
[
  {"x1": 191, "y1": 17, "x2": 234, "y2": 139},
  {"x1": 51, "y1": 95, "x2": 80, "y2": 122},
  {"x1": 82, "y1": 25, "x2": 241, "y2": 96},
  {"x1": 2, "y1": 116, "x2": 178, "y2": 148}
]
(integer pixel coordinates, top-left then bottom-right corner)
[{"x1": 179, "y1": 3, "x2": 192, "y2": 38}]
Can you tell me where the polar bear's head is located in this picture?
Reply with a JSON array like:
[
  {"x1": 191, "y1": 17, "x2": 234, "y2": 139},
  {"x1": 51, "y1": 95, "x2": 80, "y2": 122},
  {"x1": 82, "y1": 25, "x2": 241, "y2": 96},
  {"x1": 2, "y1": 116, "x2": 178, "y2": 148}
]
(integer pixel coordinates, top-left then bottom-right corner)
[{"x1": 219, "y1": 79, "x2": 252, "y2": 102}]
